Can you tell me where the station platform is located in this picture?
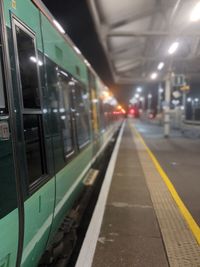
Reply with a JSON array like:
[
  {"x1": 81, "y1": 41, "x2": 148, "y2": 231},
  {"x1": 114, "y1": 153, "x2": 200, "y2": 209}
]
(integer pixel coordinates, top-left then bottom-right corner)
[{"x1": 75, "y1": 120, "x2": 200, "y2": 267}]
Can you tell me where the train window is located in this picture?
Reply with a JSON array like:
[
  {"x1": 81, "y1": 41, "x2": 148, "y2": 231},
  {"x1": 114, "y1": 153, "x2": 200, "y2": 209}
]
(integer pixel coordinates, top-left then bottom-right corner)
[
  {"x1": 73, "y1": 82, "x2": 91, "y2": 149},
  {"x1": 99, "y1": 99, "x2": 105, "y2": 131},
  {"x1": 23, "y1": 114, "x2": 46, "y2": 185},
  {"x1": 87, "y1": 70, "x2": 99, "y2": 134},
  {"x1": 58, "y1": 72, "x2": 75, "y2": 157},
  {"x1": 13, "y1": 19, "x2": 47, "y2": 188},
  {"x1": 15, "y1": 26, "x2": 41, "y2": 109},
  {"x1": 0, "y1": 59, "x2": 5, "y2": 111}
]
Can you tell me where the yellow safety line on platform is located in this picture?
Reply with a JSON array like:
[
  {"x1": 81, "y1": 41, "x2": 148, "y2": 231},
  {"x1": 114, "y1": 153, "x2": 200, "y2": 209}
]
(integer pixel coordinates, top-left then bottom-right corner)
[{"x1": 130, "y1": 122, "x2": 200, "y2": 245}]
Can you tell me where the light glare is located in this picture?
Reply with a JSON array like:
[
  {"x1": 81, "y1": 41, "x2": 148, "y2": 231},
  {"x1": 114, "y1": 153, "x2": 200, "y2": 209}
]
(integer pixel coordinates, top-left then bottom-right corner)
[
  {"x1": 136, "y1": 87, "x2": 142, "y2": 93},
  {"x1": 134, "y1": 93, "x2": 140, "y2": 99},
  {"x1": 30, "y1": 56, "x2": 43, "y2": 66},
  {"x1": 157, "y1": 62, "x2": 164, "y2": 70},
  {"x1": 168, "y1": 42, "x2": 179, "y2": 55},
  {"x1": 53, "y1": 19, "x2": 65, "y2": 34},
  {"x1": 84, "y1": 59, "x2": 91, "y2": 67},
  {"x1": 151, "y1": 72, "x2": 158, "y2": 80},
  {"x1": 74, "y1": 46, "x2": 81, "y2": 55},
  {"x1": 190, "y1": 2, "x2": 200, "y2": 22}
]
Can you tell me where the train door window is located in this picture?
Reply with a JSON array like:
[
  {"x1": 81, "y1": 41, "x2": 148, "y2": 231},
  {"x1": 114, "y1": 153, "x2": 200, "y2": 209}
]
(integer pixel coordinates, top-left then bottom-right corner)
[
  {"x1": 87, "y1": 70, "x2": 99, "y2": 134},
  {"x1": 99, "y1": 99, "x2": 105, "y2": 131},
  {"x1": 13, "y1": 19, "x2": 47, "y2": 188},
  {"x1": 73, "y1": 82, "x2": 90, "y2": 149},
  {"x1": 58, "y1": 71, "x2": 75, "y2": 157},
  {"x1": 0, "y1": 59, "x2": 5, "y2": 112},
  {"x1": 23, "y1": 114, "x2": 45, "y2": 184},
  {"x1": 15, "y1": 25, "x2": 40, "y2": 109},
  {"x1": 0, "y1": 37, "x2": 6, "y2": 114}
]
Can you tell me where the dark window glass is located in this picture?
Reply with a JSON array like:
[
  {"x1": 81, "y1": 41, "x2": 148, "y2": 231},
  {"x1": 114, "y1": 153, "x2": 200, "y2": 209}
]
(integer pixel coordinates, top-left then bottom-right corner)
[
  {"x1": 74, "y1": 83, "x2": 91, "y2": 148},
  {"x1": 0, "y1": 55, "x2": 5, "y2": 110},
  {"x1": 15, "y1": 26, "x2": 40, "y2": 108},
  {"x1": 87, "y1": 70, "x2": 99, "y2": 134},
  {"x1": 99, "y1": 99, "x2": 105, "y2": 130},
  {"x1": 58, "y1": 73, "x2": 74, "y2": 156},
  {"x1": 23, "y1": 114, "x2": 46, "y2": 185}
]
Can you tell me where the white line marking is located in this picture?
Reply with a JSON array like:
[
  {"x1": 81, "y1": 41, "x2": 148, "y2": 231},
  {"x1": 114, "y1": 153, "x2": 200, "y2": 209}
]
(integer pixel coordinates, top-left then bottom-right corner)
[{"x1": 75, "y1": 121, "x2": 125, "y2": 267}]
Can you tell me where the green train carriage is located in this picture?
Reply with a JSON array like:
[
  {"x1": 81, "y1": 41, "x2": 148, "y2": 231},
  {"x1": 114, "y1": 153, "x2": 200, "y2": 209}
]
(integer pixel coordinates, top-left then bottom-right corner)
[{"x1": 0, "y1": 0, "x2": 122, "y2": 266}]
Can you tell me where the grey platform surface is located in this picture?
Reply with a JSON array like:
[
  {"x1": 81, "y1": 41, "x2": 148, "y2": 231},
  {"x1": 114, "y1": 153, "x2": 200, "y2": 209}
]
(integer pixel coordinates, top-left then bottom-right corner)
[
  {"x1": 135, "y1": 120, "x2": 200, "y2": 226},
  {"x1": 92, "y1": 122, "x2": 169, "y2": 267}
]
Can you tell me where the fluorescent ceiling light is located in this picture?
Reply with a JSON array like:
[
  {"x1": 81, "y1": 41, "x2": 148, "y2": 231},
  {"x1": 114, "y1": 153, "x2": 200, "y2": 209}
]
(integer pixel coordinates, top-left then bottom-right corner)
[
  {"x1": 190, "y1": 2, "x2": 200, "y2": 22},
  {"x1": 157, "y1": 62, "x2": 164, "y2": 70},
  {"x1": 134, "y1": 93, "x2": 140, "y2": 99},
  {"x1": 168, "y1": 42, "x2": 179, "y2": 55},
  {"x1": 150, "y1": 72, "x2": 158, "y2": 80},
  {"x1": 136, "y1": 87, "x2": 142, "y2": 93},
  {"x1": 53, "y1": 19, "x2": 65, "y2": 34}
]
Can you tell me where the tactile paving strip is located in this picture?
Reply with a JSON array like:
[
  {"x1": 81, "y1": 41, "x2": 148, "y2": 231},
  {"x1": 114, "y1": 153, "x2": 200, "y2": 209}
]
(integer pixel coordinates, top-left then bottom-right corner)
[{"x1": 131, "y1": 124, "x2": 200, "y2": 267}]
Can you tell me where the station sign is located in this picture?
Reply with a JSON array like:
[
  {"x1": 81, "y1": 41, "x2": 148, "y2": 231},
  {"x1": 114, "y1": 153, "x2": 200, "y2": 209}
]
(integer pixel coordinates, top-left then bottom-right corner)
[{"x1": 180, "y1": 85, "x2": 190, "y2": 92}]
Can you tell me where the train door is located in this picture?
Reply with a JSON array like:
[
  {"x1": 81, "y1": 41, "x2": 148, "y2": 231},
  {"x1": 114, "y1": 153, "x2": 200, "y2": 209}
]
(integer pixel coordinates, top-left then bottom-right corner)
[
  {"x1": 88, "y1": 70, "x2": 100, "y2": 154},
  {"x1": 11, "y1": 17, "x2": 55, "y2": 267},
  {"x1": 0, "y1": 7, "x2": 20, "y2": 267}
]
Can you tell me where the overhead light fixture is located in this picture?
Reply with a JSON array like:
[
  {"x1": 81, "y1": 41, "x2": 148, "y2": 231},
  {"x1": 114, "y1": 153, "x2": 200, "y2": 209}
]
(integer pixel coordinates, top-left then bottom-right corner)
[
  {"x1": 136, "y1": 87, "x2": 142, "y2": 93},
  {"x1": 53, "y1": 19, "x2": 65, "y2": 34},
  {"x1": 148, "y1": 94, "x2": 152, "y2": 99},
  {"x1": 157, "y1": 62, "x2": 164, "y2": 70},
  {"x1": 150, "y1": 72, "x2": 158, "y2": 80},
  {"x1": 168, "y1": 42, "x2": 179, "y2": 55},
  {"x1": 134, "y1": 93, "x2": 140, "y2": 99},
  {"x1": 190, "y1": 2, "x2": 200, "y2": 22}
]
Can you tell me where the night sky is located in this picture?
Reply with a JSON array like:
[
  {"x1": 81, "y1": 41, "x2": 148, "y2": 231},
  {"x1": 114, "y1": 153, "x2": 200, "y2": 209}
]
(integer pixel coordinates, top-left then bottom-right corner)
[{"x1": 41, "y1": 0, "x2": 135, "y2": 107}]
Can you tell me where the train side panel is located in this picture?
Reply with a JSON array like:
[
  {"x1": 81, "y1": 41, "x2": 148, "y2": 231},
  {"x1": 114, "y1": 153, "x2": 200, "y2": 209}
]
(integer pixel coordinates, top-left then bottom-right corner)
[
  {"x1": 0, "y1": 139, "x2": 19, "y2": 267},
  {"x1": 40, "y1": 13, "x2": 94, "y2": 240},
  {"x1": 0, "y1": 2, "x2": 21, "y2": 266},
  {"x1": 3, "y1": 1, "x2": 56, "y2": 266},
  {"x1": 1, "y1": 0, "x2": 122, "y2": 266}
]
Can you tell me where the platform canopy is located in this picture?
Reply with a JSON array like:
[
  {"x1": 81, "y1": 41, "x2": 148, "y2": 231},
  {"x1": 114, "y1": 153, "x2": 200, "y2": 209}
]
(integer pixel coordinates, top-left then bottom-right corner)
[{"x1": 88, "y1": 0, "x2": 200, "y2": 84}]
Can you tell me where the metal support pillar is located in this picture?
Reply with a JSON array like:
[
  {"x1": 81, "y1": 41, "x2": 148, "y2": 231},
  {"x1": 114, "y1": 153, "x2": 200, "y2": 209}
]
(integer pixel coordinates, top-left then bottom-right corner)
[
  {"x1": 182, "y1": 91, "x2": 186, "y2": 120},
  {"x1": 147, "y1": 94, "x2": 152, "y2": 113},
  {"x1": 164, "y1": 72, "x2": 171, "y2": 138},
  {"x1": 157, "y1": 83, "x2": 163, "y2": 114}
]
